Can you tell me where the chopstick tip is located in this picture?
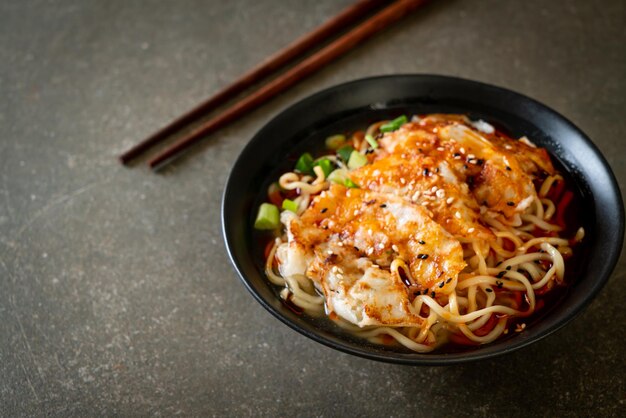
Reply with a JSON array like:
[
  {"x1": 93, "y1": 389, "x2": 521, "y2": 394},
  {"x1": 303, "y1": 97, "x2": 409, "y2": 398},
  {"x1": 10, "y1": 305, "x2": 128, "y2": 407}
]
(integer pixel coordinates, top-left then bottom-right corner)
[{"x1": 118, "y1": 154, "x2": 131, "y2": 165}]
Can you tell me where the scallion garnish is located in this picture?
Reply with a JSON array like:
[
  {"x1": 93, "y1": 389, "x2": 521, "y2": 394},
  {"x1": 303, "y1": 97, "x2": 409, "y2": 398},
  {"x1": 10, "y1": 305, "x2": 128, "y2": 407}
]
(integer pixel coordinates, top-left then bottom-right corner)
[
  {"x1": 344, "y1": 178, "x2": 359, "y2": 188},
  {"x1": 314, "y1": 157, "x2": 334, "y2": 178},
  {"x1": 281, "y1": 199, "x2": 298, "y2": 213},
  {"x1": 364, "y1": 133, "x2": 379, "y2": 149},
  {"x1": 327, "y1": 169, "x2": 360, "y2": 189},
  {"x1": 337, "y1": 145, "x2": 355, "y2": 163},
  {"x1": 254, "y1": 203, "x2": 280, "y2": 230},
  {"x1": 347, "y1": 150, "x2": 367, "y2": 169},
  {"x1": 379, "y1": 115, "x2": 408, "y2": 133},
  {"x1": 295, "y1": 152, "x2": 314, "y2": 174}
]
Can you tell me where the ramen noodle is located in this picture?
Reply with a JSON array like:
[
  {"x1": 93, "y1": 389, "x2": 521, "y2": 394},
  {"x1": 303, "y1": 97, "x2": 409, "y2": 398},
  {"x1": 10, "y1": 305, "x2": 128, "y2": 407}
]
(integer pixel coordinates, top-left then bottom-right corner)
[{"x1": 254, "y1": 114, "x2": 583, "y2": 352}]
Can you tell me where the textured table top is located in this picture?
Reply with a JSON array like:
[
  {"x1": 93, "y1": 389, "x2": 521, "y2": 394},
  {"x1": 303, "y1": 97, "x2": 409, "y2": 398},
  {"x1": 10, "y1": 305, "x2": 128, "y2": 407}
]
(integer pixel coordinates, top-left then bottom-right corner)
[{"x1": 1, "y1": 0, "x2": 624, "y2": 416}]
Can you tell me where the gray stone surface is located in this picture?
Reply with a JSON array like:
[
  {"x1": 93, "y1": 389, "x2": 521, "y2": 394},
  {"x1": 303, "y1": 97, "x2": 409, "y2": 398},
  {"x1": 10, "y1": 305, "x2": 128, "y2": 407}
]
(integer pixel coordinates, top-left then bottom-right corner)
[{"x1": 0, "y1": 0, "x2": 624, "y2": 416}]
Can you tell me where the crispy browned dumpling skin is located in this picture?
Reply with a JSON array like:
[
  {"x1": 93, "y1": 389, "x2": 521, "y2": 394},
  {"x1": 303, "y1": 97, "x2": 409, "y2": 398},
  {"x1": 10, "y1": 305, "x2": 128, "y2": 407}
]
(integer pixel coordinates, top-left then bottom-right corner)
[
  {"x1": 279, "y1": 185, "x2": 464, "y2": 326},
  {"x1": 276, "y1": 114, "x2": 555, "y2": 329}
]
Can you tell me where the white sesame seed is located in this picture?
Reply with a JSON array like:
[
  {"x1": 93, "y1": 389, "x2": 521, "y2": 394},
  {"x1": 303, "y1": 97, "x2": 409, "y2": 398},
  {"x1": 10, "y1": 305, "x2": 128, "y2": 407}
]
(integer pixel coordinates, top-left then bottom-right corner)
[
  {"x1": 455, "y1": 211, "x2": 461, "y2": 219},
  {"x1": 459, "y1": 147, "x2": 466, "y2": 154},
  {"x1": 373, "y1": 169, "x2": 380, "y2": 176},
  {"x1": 421, "y1": 201, "x2": 430, "y2": 206},
  {"x1": 468, "y1": 227, "x2": 475, "y2": 233},
  {"x1": 331, "y1": 266, "x2": 338, "y2": 273},
  {"x1": 338, "y1": 242, "x2": 344, "y2": 247},
  {"x1": 327, "y1": 250, "x2": 334, "y2": 255},
  {"x1": 436, "y1": 189, "x2": 445, "y2": 198},
  {"x1": 469, "y1": 159, "x2": 477, "y2": 164},
  {"x1": 467, "y1": 153, "x2": 476, "y2": 159},
  {"x1": 353, "y1": 210, "x2": 359, "y2": 216},
  {"x1": 368, "y1": 229, "x2": 373, "y2": 236},
  {"x1": 505, "y1": 144, "x2": 513, "y2": 150},
  {"x1": 400, "y1": 178, "x2": 406, "y2": 185},
  {"x1": 366, "y1": 247, "x2": 374, "y2": 255},
  {"x1": 437, "y1": 147, "x2": 444, "y2": 151},
  {"x1": 431, "y1": 186, "x2": 438, "y2": 193},
  {"x1": 446, "y1": 197, "x2": 454, "y2": 204},
  {"x1": 411, "y1": 191, "x2": 421, "y2": 201},
  {"x1": 377, "y1": 243, "x2": 385, "y2": 250},
  {"x1": 392, "y1": 244, "x2": 399, "y2": 252}
]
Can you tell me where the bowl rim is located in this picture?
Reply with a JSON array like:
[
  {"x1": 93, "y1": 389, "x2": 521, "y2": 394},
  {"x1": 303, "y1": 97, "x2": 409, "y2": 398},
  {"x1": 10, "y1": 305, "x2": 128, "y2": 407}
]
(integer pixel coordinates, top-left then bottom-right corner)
[{"x1": 222, "y1": 74, "x2": 624, "y2": 365}]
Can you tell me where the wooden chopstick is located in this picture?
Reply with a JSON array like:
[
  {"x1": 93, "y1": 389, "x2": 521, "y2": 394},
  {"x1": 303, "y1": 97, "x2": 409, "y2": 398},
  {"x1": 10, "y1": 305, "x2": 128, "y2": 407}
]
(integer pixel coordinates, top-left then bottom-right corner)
[
  {"x1": 119, "y1": 0, "x2": 389, "y2": 165},
  {"x1": 148, "y1": 0, "x2": 428, "y2": 169}
]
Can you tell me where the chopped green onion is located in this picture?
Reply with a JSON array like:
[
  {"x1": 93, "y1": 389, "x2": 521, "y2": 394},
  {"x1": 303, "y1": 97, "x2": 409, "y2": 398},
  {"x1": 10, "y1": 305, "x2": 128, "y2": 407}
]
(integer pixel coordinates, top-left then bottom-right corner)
[
  {"x1": 347, "y1": 151, "x2": 367, "y2": 169},
  {"x1": 295, "y1": 152, "x2": 314, "y2": 174},
  {"x1": 364, "y1": 133, "x2": 379, "y2": 149},
  {"x1": 254, "y1": 203, "x2": 280, "y2": 230},
  {"x1": 344, "y1": 178, "x2": 359, "y2": 188},
  {"x1": 379, "y1": 115, "x2": 408, "y2": 133},
  {"x1": 325, "y1": 134, "x2": 346, "y2": 150},
  {"x1": 314, "y1": 157, "x2": 334, "y2": 178},
  {"x1": 337, "y1": 145, "x2": 355, "y2": 163},
  {"x1": 281, "y1": 199, "x2": 298, "y2": 213},
  {"x1": 327, "y1": 168, "x2": 347, "y2": 185},
  {"x1": 327, "y1": 169, "x2": 360, "y2": 189}
]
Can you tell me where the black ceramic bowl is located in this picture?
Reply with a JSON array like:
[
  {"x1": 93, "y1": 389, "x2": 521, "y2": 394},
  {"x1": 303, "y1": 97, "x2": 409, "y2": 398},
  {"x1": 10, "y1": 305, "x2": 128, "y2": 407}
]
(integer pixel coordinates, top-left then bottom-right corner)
[{"x1": 222, "y1": 75, "x2": 624, "y2": 365}]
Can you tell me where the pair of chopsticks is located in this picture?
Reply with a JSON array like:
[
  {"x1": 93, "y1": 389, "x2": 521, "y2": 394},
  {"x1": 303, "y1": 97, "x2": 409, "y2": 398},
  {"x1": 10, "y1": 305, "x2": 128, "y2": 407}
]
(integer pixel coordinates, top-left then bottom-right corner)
[{"x1": 120, "y1": 0, "x2": 429, "y2": 169}]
